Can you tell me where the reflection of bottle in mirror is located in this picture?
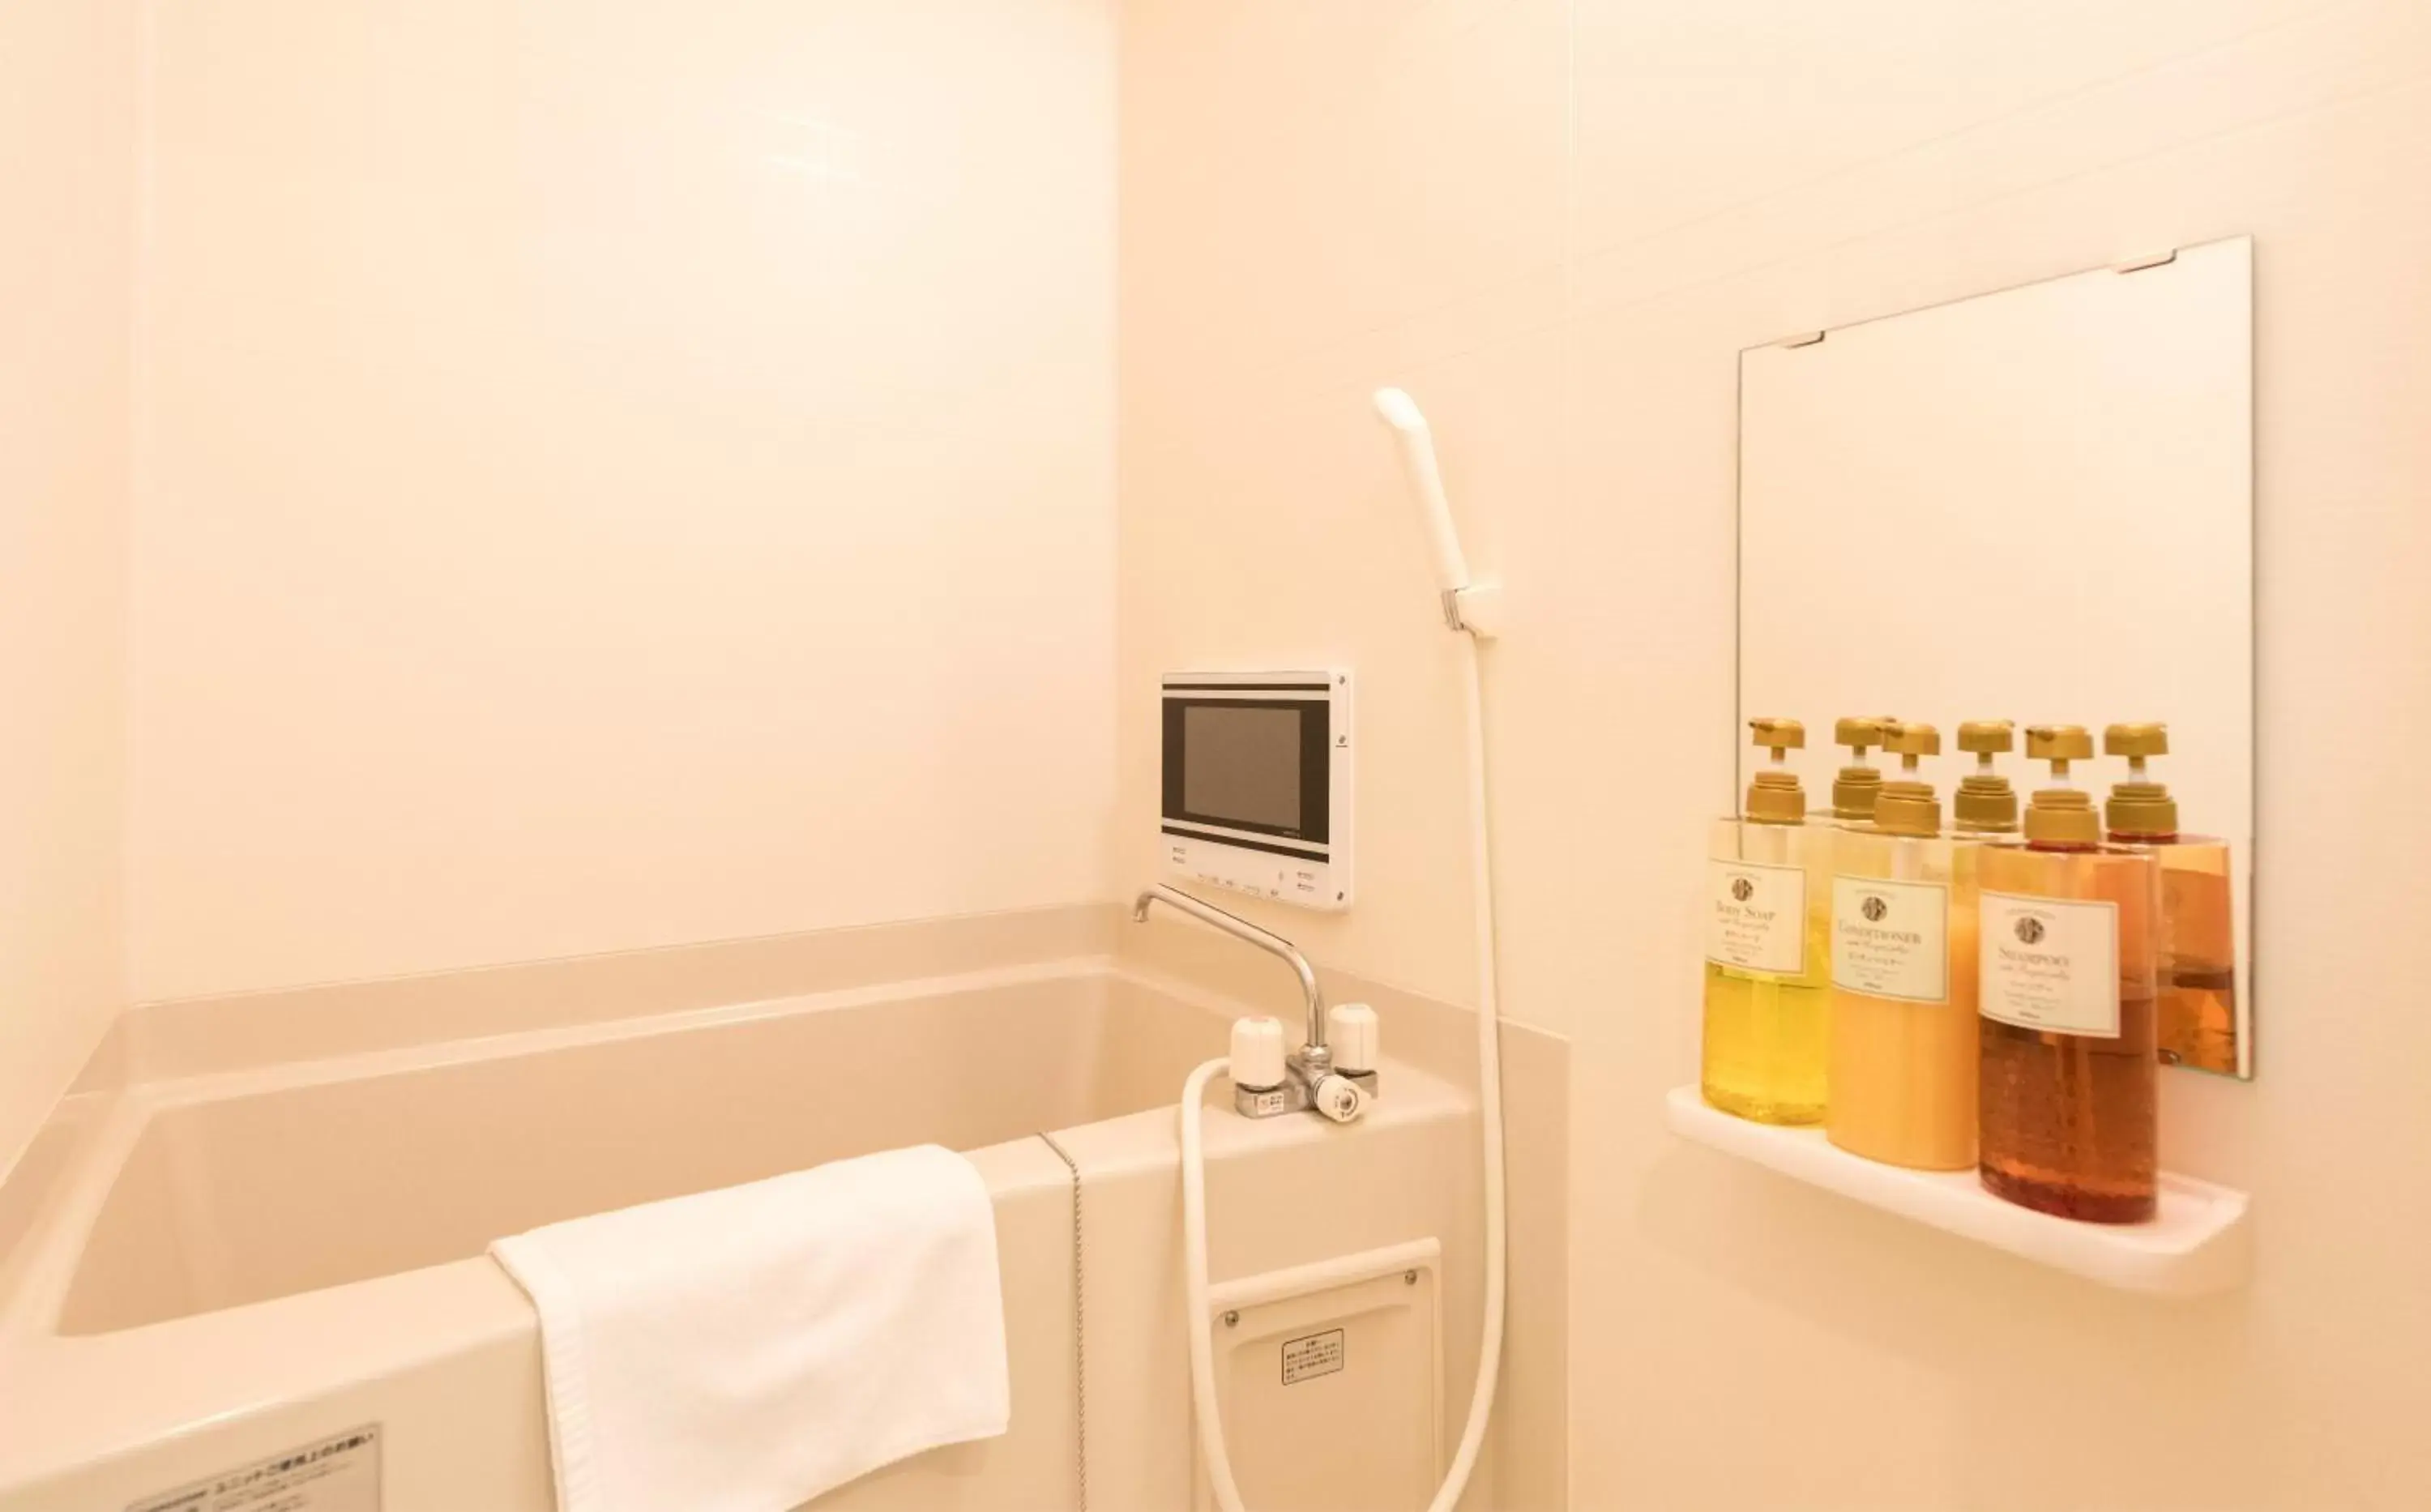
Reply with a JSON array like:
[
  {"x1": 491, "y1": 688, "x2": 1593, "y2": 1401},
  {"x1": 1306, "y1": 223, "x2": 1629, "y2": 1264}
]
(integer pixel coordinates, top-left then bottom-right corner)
[
  {"x1": 1703, "y1": 719, "x2": 1831, "y2": 1125},
  {"x1": 2104, "y1": 723, "x2": 2239, "y2": 1076},
  {"x1": 1824, "y1": 715, "x2": 1897, "y2": 827},
  {"x1": 1827, "y1": 723, "x2": 1980, "y2": 1169},
  {"x1": 1977, "y1": 725, "x2": 2160, "y2": 1223},
  {"x1": 1952, "y1": 719, "x2": 2021, "y2": 839}
]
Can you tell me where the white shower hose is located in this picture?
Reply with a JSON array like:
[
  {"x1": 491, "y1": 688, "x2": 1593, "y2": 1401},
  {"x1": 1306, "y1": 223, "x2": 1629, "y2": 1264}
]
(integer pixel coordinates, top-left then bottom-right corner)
[{"x1": 1179, "y1": 639, "x2": 1506, "y2": 1512}]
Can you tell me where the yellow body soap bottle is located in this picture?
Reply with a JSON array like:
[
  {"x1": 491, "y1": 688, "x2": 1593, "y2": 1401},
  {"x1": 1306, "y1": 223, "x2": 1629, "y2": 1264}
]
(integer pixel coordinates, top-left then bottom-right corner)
[
  {"x1": 2104, "y1": 723, "x2": 2240, "y2": 1075},
  {"x1": 1826, "y1": 723, "x2": 1980, "y2": 1169},
  {"x1": 1703, "y1": 718, "x2": 1831, "y2": 1125}
]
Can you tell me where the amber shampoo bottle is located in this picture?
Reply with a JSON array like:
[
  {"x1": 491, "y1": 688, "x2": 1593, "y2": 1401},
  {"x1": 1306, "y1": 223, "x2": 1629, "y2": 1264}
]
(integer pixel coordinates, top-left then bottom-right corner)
[
  {"x1": 2104, "y1": 723, "x2": 2240, "y2": 1076},
  {"x1": 1976, "y1": 725, "x2": 2160, "y2": 1223}
]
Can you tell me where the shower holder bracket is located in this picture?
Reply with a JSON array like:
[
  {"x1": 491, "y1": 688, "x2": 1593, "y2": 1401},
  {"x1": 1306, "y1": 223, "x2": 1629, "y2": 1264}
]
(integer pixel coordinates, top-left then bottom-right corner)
[{"x1": 1441, "y1": 582, "x2": 1505, "y2": 639}]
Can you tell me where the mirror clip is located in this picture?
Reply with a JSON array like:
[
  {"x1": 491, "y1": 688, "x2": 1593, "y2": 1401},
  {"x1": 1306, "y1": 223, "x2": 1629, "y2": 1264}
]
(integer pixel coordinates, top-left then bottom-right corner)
[{"x1": 2113, "y1": 249, "x2": 2181, "y2": 275}]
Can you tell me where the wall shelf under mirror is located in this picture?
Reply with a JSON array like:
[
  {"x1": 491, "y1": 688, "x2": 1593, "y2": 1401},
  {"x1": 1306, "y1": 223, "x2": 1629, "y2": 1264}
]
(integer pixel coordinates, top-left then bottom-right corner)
[{"x1": 1666, "y1": 1087, "x2": 2252, "y2": 1297}]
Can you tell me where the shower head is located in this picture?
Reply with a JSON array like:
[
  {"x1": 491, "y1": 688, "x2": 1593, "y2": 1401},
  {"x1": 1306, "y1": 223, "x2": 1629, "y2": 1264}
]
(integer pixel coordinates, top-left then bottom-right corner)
[{"x1": 1372, "y1": 387, "x2": 1471, "y2": 599}]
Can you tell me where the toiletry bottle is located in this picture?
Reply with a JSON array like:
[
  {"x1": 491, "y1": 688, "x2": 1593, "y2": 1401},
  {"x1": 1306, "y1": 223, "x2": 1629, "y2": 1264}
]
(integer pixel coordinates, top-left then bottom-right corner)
[
  {"x1": 1953, "y1": 720, "x2": 2020, "y2": 838},
  {"x1": 2104, "y1": 724, "x2": 2239, "y2": 1074},
  {"x1": 1826, "y1": 723, "x2": 1979, "y2": 1169},
  {"x1": 1704, "y1": 719, "x2": 1831, "y2": 1124},
  {"x1": 1828, "y1": 716, "x2": 1893, "y2": 826},
  {"x1": 1977, "y1": 726, "x2": 2160, "y2": 1222}
]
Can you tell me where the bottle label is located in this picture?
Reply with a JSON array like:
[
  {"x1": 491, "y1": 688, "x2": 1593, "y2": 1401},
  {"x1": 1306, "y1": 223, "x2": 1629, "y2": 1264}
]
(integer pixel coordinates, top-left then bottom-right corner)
[
  {"x1": 1978, "y1": 891, "x2": 2120, "y2": 1037},
  {"x1": 1831, "y1": 877, "x2": 1949, "y2": 1003},
  {"x1": 1706, "y1": 859, "x2": 1806, "y2": 976}
]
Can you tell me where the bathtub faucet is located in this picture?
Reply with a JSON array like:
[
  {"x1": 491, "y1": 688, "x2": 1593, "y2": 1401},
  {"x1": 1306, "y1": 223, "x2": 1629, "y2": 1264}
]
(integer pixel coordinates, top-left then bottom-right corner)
[
  {"x1": 1130, "y1": 885, "x2": 1327, "y2": 1066},
  {"x1": 1132, "y1": 885, "x2": 1372, "y2": 1120}
]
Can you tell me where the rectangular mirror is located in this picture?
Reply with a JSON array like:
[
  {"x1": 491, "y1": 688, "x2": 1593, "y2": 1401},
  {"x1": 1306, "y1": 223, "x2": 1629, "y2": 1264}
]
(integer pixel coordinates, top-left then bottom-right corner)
[{"x1": 1737, "y1": 237, "x2": 2254, "y2": 1077}]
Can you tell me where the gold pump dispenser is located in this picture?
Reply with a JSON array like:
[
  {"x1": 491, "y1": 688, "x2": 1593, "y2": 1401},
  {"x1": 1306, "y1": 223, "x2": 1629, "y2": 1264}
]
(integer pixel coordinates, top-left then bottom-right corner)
[
  {"x1": 1826, "y1": 720, "x2": 1979, "y2": 1169},
  {"x1": 1874, "y1": 720, "x2": 1943, "y2": 836},
  {"x1": 1831, "y1": 717, "x2": 1892, "y2": 823},
  {"x1": 1745, "y1": 717, "x2": 1807, "y2": 824},
  {"x1": 2103, "y1": 722, "x2": 2179, "y2": 835},
  {"x1": 1703, "y1": 718, "x2": 1831, "y2": 1125},
  {"x1": 2102, "y1": 722, "x2": 2241, "y2": 1075},
  {"x1": 1976, "y1": 722, "x2": 2160, "y2": 1222},
  {"x1": 1954, "y1": 720, "x2": 2019, "y2": 835},
  {"x1": 2020, "y1": 724, "x2": 2100, "y2": 847}
]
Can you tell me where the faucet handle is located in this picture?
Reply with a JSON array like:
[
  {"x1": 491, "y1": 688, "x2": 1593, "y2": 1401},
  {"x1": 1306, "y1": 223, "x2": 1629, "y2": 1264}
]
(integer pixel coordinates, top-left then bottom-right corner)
[
  {"x1": 1327, "y1": 1004, "x2": 1379, "y2": 1074},
  {"x1": 1229, "y1": 1017, "x2": 1288, "y2": 1091}
]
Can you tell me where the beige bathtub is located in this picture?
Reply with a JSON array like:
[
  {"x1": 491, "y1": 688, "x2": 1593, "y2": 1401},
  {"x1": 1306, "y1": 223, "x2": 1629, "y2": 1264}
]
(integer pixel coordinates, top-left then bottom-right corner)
[{"x1": 0, "y1": 958, "x2": 1496, "y2": 1510}]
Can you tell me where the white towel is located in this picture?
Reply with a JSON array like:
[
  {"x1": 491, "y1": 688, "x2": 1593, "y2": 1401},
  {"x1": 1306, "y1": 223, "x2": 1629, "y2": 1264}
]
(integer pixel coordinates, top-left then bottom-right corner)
[{"x1": 490, "y1": 1143, "x2": 1010, "y2": 1512}]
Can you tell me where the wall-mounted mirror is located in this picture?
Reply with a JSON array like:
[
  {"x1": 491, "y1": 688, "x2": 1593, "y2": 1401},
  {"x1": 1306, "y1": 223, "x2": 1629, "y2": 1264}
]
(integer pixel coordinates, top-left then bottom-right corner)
[{"x1": 1737, "y1": 237, "x2": 2254, "y2": 1077}]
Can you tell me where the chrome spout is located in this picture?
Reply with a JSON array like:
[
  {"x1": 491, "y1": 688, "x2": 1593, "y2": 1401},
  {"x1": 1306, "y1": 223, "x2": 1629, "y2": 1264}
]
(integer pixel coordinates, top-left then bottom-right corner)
[{"x1": 1130, "y1": 885, "x2": 1327, "y2": 1066}]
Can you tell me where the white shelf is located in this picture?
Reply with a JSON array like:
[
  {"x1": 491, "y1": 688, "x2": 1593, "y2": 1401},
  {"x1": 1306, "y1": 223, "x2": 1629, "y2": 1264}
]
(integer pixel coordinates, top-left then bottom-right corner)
[{"x1": 1664, "y1": 1086, "x2": 2250, "y2": 1297}]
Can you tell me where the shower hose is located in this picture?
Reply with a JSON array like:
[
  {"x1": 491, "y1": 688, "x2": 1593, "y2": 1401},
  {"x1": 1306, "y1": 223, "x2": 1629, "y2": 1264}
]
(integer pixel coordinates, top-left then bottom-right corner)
[{"x1": 1177, "y1": 637, "x2": 1507, "y2": 1512}]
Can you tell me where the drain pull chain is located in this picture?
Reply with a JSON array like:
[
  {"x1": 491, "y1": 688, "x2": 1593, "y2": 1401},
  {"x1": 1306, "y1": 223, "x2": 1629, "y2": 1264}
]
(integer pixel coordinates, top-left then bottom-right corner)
[{"x1": 1035, "y1": 1131, "x2": 1087, "y2": 1512}]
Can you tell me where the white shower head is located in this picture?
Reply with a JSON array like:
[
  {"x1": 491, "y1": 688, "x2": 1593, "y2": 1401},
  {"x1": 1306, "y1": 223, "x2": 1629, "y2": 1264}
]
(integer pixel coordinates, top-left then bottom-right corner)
[{"x1": 1371, "y1": 387, "x2": 1471, "y2": 597}]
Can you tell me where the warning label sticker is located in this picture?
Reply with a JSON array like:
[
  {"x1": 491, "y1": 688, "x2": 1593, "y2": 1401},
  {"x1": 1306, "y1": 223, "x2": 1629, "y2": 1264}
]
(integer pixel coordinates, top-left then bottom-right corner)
[
  {"x1": 127, "y1": 1424, "x2": 381, "y2": 1512},
  {"x1": 1281, "y1": 1328, "x2": 1345, "y2": 1386}
]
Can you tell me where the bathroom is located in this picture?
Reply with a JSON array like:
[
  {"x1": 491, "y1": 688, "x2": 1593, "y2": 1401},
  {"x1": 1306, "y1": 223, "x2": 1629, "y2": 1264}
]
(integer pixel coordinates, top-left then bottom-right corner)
[{"x1": 3, "y1": 1, "x2": 2428, "y2": 1508}]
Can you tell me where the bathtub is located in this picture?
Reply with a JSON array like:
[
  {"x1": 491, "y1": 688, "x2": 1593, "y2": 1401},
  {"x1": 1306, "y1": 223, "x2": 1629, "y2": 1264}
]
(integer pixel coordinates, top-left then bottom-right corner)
[{"x1": 0, "y1": 957, "x2": 1493, "y2": 1510}]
